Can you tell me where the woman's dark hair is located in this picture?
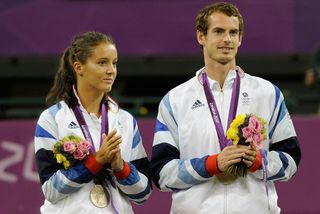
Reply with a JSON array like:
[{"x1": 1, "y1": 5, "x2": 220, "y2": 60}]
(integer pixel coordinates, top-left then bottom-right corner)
[{"x1": 45, "y1": 31, "x2": 115, "y2": 107}]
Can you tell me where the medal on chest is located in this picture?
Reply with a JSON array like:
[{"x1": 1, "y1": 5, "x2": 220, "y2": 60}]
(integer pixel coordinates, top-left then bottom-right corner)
[{"x1": 89, "y1": 184, "x2": 110, "y2": 208}]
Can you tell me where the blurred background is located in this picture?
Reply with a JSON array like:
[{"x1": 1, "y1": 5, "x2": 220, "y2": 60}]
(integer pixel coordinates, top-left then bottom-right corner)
[
  {"x1": 0, "y1": 0, "x2": 319, "y2": 214},
  {"x1": 0, "y1": 0, "x2": 320, "y2": 118}
]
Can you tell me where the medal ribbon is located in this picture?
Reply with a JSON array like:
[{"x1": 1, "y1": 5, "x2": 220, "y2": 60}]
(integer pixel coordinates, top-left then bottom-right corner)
[
  {"x1": 261, "y1": 150, "x2": 270, "y2": 210},
  {"x1": 72, "y1": 103, "x2": 116, "y2": 187},
  {"x1": 202, "y1": 70, "x2": 240, "y2": 150},
  {"x1": 202, "y1": 70, "x2": 270, "y2": 208},
  {"x1": 72, "y1": 103, "x2": 119, "y2": 213},
  {"x1": 72, "y1": 103, "x2": 108, "y2": 153}
]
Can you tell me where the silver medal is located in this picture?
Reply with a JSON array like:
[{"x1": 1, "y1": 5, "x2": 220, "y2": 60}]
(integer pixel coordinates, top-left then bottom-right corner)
[{"x1": 89, "y1": 184, "x2": 110, "y2": 208}]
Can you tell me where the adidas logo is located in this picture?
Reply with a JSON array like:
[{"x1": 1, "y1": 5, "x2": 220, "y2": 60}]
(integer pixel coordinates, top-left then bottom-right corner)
[
  {"x1": 68, "y1": 121, "x2": 79, "y2": 129},
  {"x1": 191, "y1": 100, "x2": 205, "y2": 109}
]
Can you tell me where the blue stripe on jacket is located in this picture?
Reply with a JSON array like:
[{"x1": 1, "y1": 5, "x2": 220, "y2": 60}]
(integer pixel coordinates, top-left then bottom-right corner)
[
  {"x1": 155, "y1": 120, "x2": 169, "y2": 133},
  {"x1": 268, "y1": 152, "x2": 288, "y2": 180},
  {"x1": 163, "y1": 93, "x2": 177, "y2": 125},
  {"x1": 190, "y1": 156, "x2": 211, "y2": 178},
  {"x1": 35, "y1": 124, "x2": 56, "y2": 139},
  {"x1": 132, "y1": 128, "x2": 141, "y2": 149},
  {"x1": 269, "y1": 100, "x2": 287, "y2": 139}
]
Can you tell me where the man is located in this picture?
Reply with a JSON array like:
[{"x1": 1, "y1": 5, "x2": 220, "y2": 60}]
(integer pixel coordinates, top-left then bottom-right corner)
[
  {"x1": 304, "y1": 48, "x2": 320, "y2": 88},
  {"x1": 150, "y1": 2, "x2": 301, "y2": 214},
  {"x1": 304, "y1": 48, "x2": 320, "y2": 115}
]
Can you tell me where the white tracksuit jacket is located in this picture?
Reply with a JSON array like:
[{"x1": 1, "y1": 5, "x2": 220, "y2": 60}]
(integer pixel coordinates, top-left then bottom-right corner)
[
  {"x1": 151, "y1": 67, "x2": 301, "y2": 214},
  {"x1": 34, "y1": 98, "x2": 151, "y2": 214}
]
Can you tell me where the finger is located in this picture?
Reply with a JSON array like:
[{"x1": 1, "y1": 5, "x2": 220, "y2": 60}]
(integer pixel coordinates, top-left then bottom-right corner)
[
  {"x1": 107, "y1": 135, "x2": 122, "y2": 147},
  {"x1": 100, "y1": 136, "x2": 122, "y2": 154},
  {"x1": 243, "y1": 150, "x2": 256, "y2": 158},
  {"x1": 228, "y1": 152, "x2": 246, "y2": 160},
  {"x1": 101, "y1": 146, "x2": 121, "y2": 162},
  {"x1": 225, "y1": 145, "x2": 247, "y2": 151},
  {"x1": 108, "y1": 147, "x2": 121, "y2": 158},
  {"x1": 101, "y1": 133, "x2": 121, "y2": 148},
  {"x1": 102, "y1": 133, "x2": 107, "y2": 140},
  {"x1": 248, "y1": 145, "x2": 259, "y2": 151},
  {"x1": 110, "y1": 134, "x2": 122, "y2": 142},
  {"x1": 237, "y1": 145, "x2": 250, "y2": 149},
  {"x1": 105, "y1": 138, "x2": 122, "y2": 151},
  {"x1": 218, "y1": 151, "x2": 245, "y2": 166},
  {"x1": 105, "y1": 129, "x2": 117, "y2": 141},
  {"x1": 243, "y1": 154, "x2": 255, "y2": 162},
  {"x1": 218, "y1": 155, "x2": 244, "y2": 170},
  {"x1": 242, "y1": 159, "x2": 253, "y2": 167},
  {"x1": 226, "y1": 158, "x2": 243, "y2": 166},
  {"x1": 222, "y1": 147, "x2": 247, "y2": 157},
  {"x1": 99, "y1": 138, "x2": 121, "y2": 155},
  {"x1": 245, "y1": 150, "x2": 256, "y2": 157}
]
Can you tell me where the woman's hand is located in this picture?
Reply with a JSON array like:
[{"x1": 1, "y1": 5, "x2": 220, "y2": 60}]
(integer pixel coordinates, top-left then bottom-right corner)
[
  {"x1": 110, "y1": 147, "x2": 124, "y2": 172},
  {"x1": 94, "y1": 129, "x2": 122, "y2": 165}
]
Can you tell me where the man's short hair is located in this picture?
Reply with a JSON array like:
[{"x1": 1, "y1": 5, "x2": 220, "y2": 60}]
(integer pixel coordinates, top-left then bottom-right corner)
[{"x1": 196, "y1": 2, "x2": 244, "y2": 37}]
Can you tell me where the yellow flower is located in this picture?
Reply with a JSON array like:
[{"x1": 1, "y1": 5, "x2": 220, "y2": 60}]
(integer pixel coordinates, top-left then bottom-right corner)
[
  {"x1": 227, "y1": 128, "x2": 236, "y2": 139},
  {"x1": 53, "y1": 142, "x2": 61, "y2": 154},
  {"x1": 227, "y1": 127, "x2": 240, "y2": 144},
  {"x1": 227, "y1": 114, "x2": 245, "y2": 144},
  {"x1": 61, "y1": 135, "x2": 81, "y2": 143},
  {"x1": 55, "y1": 153, "x2": 67, "y2": 164},
  {"x1": 55, "y1": 154, "x2": 70, "y2": 169},
  {"x1": 63, "y1": 160, "x2": 71, "y2": 169},
  {"x1": 230, "y1": 114, "x2": 246, "y2": 129},
  {"x1": 233, "y1": 135, "x2": 240, "y2": 145}
]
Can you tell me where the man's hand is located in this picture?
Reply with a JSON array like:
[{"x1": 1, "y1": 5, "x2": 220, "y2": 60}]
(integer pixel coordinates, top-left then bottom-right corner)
[
  {"x1": 217, "y1": 145, "x2": 247, "y2": 172},
  {"x1": 242, "y1": 145, "x2": 258, "y2": 168}
]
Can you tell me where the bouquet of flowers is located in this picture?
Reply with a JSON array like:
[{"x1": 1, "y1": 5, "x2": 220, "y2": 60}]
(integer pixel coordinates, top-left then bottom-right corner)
[
  {"x1": 53, "y1": 135, "x2": 92, "y2": 169},
  {"x1": 226, "y1": 114, "x2": 266, "y2": 177}
]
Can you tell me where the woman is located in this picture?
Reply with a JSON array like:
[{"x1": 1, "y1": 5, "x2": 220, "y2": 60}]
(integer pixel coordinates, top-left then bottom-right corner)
[{"x1": 34, "y1": 31, "x2": 151, "y2": 213}]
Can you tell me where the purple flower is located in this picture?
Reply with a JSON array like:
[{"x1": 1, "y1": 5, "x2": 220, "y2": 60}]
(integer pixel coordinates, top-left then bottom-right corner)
[{"x1": 63, "y1": 141, "x2": 76, "y2": 153}]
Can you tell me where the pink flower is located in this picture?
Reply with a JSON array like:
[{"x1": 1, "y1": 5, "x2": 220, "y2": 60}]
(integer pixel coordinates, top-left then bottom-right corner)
[
  {"x1": 73, "y1": 149, "x2": 86, "y2": 160},
  {"x1": 248, "y1": 116, "x2": 262, "y2": 133},
  {"x1": 77, "y1": 140, "x2": 91, "y2": 153},
  {"x1": 63, "y1": 141, "x2": 76, "y2": 153},
  {"x1": 242, "y1": 116, "x2": 264, "y2": 148}
]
